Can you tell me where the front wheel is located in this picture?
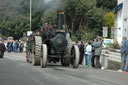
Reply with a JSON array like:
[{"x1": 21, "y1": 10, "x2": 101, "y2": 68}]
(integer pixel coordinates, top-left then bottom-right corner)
[
  {"x1": 71, "y1": 45, "x2": 80, "y2": 68},
  {"x1": 41, "y1": 44, "x2": 48, "y2": 68}
]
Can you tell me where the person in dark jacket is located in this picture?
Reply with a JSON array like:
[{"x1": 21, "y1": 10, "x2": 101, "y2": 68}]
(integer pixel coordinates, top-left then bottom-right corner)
[
  {"x1": 0, "y1": 40, "x2": 6, "y2": 58},
  {"x1": 91, "y1": 39, "x2": 97, "y2": 67},
  {"x1": 79, "y1": 41, "x2": 85, "y2": 64},
  {"x1": 7, "y1": 41, "x2": 13, "y2": 52}
]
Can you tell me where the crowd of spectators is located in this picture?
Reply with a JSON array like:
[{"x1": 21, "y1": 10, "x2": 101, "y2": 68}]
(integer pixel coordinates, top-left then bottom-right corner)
[
  {"x1": 75, "y1": 36, "x2": 103, "y2": 69},
  {"x1": 3, "y1": 40, "x2": 25, "y2": 53},
  {"x1": 76, "y1": 36, "x2": 128, "y2": 73}
]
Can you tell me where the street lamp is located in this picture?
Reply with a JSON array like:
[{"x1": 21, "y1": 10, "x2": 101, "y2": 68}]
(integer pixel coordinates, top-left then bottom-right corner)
[{"x1": 30, "y1": 0, "x2": 32, "y2": 31}]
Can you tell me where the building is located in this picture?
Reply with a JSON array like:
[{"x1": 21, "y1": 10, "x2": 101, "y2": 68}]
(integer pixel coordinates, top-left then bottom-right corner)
[{"x1": 114, "y1": 0, "x2": 128, "y2": 45}]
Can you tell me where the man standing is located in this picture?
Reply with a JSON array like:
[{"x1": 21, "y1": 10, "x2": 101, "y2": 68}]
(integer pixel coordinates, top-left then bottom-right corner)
[
  {"x1": 119, "y1": 37, "x2": 128, "y2": 72},
  {"x1": 93, "y1": 36, "x2": 103, "y2": 69},
  {"x1": 0, "y1": 40, "x2": 6, "y2": 58},
  {"x1": 120, "y1": 37, "x2": 128, "y2": 72}
]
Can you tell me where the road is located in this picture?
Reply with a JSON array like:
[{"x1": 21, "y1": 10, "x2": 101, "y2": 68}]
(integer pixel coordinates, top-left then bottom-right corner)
[{"x1": 0, "y1": 52, "x2": 128, "y2": 85}]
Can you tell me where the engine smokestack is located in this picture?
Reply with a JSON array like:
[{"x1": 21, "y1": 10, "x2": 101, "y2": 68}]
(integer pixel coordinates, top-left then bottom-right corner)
[{"x1": 57, "y1": 11, "x2": 64, "y2": 30}]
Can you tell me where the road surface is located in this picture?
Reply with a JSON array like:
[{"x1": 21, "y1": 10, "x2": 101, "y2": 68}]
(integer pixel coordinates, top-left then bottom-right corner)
[{"x1": 0, "y1": 52, "x2": 128, "y2": 85}]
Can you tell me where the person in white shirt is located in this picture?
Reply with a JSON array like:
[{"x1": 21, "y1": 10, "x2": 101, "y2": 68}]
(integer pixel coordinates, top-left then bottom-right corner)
[{"x1": 85, "y1": 41, "x2": 92, "y2": 67}]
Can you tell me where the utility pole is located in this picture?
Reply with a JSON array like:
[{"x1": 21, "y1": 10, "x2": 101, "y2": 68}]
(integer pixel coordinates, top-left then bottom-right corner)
[{"x1": 30, "y1": 0, "x2": 32, "y2": 31}]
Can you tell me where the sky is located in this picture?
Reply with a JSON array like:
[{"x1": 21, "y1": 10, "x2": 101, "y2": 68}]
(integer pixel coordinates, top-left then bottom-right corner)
[{"x1": 44, "y1": 0, "x2": 52, "y2": 4}]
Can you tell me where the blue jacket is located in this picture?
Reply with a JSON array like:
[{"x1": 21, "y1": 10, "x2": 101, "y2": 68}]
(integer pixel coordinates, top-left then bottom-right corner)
[{"x1": 121, "y1": 40, "x2": 128, "y2": 53}]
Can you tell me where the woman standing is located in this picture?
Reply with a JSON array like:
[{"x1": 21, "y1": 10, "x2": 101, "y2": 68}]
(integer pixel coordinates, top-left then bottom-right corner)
[{"x1": 85, "y1": 42, "x2": 92, "y2": 67}]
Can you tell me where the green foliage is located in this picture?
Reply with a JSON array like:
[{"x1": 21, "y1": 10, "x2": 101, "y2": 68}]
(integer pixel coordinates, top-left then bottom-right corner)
[
  {"x1": 71, "y1": 26, "x2": 97, "y2": 41},
  {"x1": 42, "y1": 9, "x2": 57, "y2": 25},
  {"x1": 105, "y1": 51, "x2": 109, "y2": 54},
  {"x1": 79, "y1": 27, "x2": 97, "y2": 41},
  {"x1": 0, "y1": 34, "x2": 2, "y2": 37},
  {"x1": 104, "y1": 12, "x2": 115, "y2": 38},
  {"x1": 63, "y1": 0, "x2": 105, "y2": 35},
  {"x1": 0, "y1": 0, "x2": 117, "y2": 41},
  {"x1": 31, "y1": 11, "x2": 43, "y2": 31},
  {"x1": 88, "y1": 7, "x2": 105, "y2": 31},
  {"x1": 0, "y1": 16, "x2": 29, "y2": 39},
  {"x1": 104, "y1": 12, "x2": 115, "y2": 27},
  {"x1": 96, "y1": 0, "x2": 117, "y2": 10}
]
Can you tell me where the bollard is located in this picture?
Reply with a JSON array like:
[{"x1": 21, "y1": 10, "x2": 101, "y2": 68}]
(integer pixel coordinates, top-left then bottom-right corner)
[{"x1": 100, "y1": 54, "x2": 108, "y2": 69}]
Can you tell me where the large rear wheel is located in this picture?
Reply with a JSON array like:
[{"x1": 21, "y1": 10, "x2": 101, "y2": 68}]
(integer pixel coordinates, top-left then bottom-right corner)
[
  {"x1": 71, "y1": 45, "x2": 80, "y2": 68},
  {"x1": 32, "y1": 36, "x2": 42, "y2": 66},
  {"x1": 41, "y1": 44, "x2": 48, "y2": 68}
]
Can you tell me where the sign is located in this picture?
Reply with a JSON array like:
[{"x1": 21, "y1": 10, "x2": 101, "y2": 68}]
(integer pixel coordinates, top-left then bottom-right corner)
[
  {"x1": 103, "y1": 39, "x2": 113, "y2": 48},
  {"x1": 103, "y1": 27, "x2": 108, "y2": 37},
  {"x1": 27, "y1": 31, "x2": 33, "y2": 36}
]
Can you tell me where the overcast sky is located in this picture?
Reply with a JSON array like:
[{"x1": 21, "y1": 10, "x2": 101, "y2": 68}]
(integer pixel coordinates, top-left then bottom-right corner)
[{"x1": 44, "y1": 0, "x2": 52, "y2": 4}]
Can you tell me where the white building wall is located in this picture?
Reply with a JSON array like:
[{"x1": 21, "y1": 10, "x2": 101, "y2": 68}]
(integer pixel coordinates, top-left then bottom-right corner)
[
  {"x1": 116, "y1": 9, "x2": 123, "y2": 45},
  {"x1": 118, "y1": 0, "x2": 123, "y2": 4},
  {"x1": 115, "y1": 0, "x2": 128, "y2": 45},
  {"x1": 123, "y1": 0, "x2": 128, "y2": 38}
]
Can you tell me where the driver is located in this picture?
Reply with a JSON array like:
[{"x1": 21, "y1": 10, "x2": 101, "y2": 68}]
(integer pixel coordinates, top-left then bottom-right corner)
[
  {"x1": 41, "y1": 22, "x2": 52, "y2": 39},
  {"x1": 42, "y1": 22, "x2": 52, "y2": 32}
]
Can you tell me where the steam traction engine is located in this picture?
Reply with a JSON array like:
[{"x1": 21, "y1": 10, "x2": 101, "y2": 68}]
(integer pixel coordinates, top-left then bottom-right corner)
[{"x1": 32, "y1": 11, "x2": 80, "y2": 68}]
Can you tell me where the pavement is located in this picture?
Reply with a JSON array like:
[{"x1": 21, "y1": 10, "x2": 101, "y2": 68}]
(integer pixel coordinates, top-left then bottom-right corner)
[{"x1": 0, "y1": 52, "x2": 128, "y2": 85}]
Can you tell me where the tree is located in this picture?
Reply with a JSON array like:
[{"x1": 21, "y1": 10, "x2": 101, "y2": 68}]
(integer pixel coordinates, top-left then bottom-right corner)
[
  {"x1": 104, "y1": 12, "x2": 115, "y2": 27},
  {"x1": 0, "y1": 0, "x2": 117, "y2": 41},
  {"x1": 104, "y1": 12, "x2": 115, "y2": 38},
  {"x1": 0, "y1": 16, "x2": 29, "y2": 39},
  {"x1": 63, "y1": 0, "x2": 96, "y2": 30},
  {"x1": 96, "y1": 0, "x2": 117, "y2": 10},
  {"x1": 62, "y1": 0, "x2": 105, "y2": 39}
]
